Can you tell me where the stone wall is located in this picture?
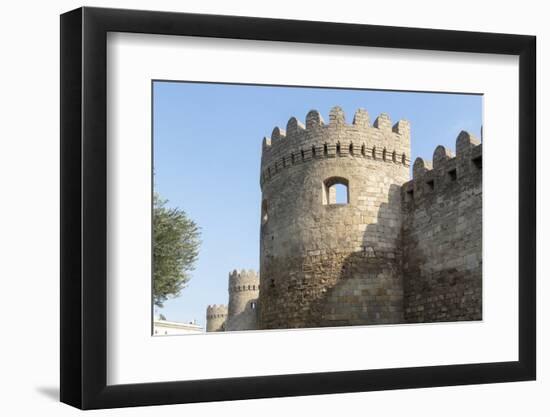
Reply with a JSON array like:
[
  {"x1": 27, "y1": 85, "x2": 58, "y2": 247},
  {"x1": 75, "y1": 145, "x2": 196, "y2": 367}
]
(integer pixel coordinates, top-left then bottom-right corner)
[
  {"x1": 401, "y1": 131, "x2": 482, "y2": 323},
  {"x1": 205, "y1": 109, "x2": 483, "y2": 331},
  {"x1": 259, "y1": 107, "x2": 411, "y2": 329}
]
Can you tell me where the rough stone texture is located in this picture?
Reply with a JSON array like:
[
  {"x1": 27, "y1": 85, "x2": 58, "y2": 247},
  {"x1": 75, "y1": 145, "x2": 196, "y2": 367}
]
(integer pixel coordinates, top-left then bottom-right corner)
[
  {"x1": 401, "y1": 132, "x2": 482, "y2": 323},
  {"x1": 259, "y1": 107, "x2": 410, "y2": 329},
  {"x1": 205, "y1": 107, "x2": 482, "y2": 331}
]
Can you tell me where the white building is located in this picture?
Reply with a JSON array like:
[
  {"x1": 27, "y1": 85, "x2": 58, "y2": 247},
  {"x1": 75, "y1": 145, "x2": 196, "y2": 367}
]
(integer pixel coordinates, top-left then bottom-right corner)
[{"x1": 153, "y1": 318, "x2": 204, "y2": 336}]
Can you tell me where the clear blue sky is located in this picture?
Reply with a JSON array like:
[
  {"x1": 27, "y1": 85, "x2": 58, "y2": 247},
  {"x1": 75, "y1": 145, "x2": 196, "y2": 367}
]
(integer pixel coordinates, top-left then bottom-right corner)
[{"x1": 153, "y1": 81, "x2": 482, "y2": 328}]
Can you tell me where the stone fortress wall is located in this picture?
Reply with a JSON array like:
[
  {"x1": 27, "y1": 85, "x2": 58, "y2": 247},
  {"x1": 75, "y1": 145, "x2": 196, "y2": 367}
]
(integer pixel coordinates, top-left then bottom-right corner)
[
  {"x1": 259, "y1": 107, "x2": 410, "y2": 329},
  {"x1": 205, "y1": 106, "x2": 482, "y2": 332},
  {"x1": 401, "y1": 131, "x2": 482, "y2": 322}
]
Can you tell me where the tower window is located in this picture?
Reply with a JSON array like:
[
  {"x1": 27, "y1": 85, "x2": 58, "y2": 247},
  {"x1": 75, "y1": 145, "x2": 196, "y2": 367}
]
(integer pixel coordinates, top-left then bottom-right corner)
[
  {"x1": 322, "y1": 177, "x2": 349, "y2": 205},
  {"x1": 448, "y1": 169, "x2": 457, "y2": 181},
  {"x1": 250, "y1": 301, "x2": 257, "y2": 310},
  {"x1": 261, "y1": 200, "x2": 268, "y2": 225}
]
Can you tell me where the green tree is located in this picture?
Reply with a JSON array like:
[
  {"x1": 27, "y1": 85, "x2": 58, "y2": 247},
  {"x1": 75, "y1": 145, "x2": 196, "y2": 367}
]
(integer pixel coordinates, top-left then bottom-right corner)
[{"x1": 153, "y1": 193, "x2": 201, "y2": 307}]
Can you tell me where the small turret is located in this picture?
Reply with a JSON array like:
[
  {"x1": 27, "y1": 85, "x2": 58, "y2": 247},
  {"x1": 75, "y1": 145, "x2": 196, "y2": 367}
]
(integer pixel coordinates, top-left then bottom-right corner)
[
  {"x1": 226, "y1": 269, "x2": 260, "y2": 331},
  {"x1": 205, "y1": 304, "x2": 227, "y2": 332}
]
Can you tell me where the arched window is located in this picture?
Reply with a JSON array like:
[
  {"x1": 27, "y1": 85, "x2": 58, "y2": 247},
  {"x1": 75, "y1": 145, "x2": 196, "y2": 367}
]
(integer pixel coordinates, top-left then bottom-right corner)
[
  {"x1": 312, "y1": 145, "x2": 316, "y2": 158},
  {"x1": 372, "y1": 146, "x2": 377, "y2": 159},
  {"x1": 322, "y1": 177, "x2": 349, "y2": 205},
  {"x1": 323, "y1": 143, "x2": 328, "y2": 156},
  {"x1": 349, "y1": 143, "x2": 354, "y2": 155},
  {"x1": 361, "y1": 144, "x2": 366, "y2": 156},
  {"x1": 382, "y1": 148, "x2": 387, "y2": 161},
  {"x1": 336, "y1": 142, "x2": 341, "y2": 156},
  {"x1": 261, "y1": 199, "x2": 268, "y2": 225},
  {"x1": 250, "y1": 301, "x2": 257, "y2": 310}
]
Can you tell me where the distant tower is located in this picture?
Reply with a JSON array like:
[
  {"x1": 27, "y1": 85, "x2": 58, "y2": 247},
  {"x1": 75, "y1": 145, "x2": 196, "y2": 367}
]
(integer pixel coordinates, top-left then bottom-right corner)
[
  {"x1": 225, "y1": 269, "x2": 260, "y2": 331},
  {"x1": 258, "y1": 107, "x2": 411, "y2": 329},
  {"x1": 205, "y1": 304, "x2": 227, "y2": 332}
]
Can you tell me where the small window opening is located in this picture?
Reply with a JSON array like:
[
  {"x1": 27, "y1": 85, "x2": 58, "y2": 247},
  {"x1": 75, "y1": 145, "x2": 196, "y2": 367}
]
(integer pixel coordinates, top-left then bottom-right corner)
[
  {"x1": 401, "y1": 153, "x2": 406, "y2": 164},
  {"x1": 301, "y1": 149, "x2": 305, "y2": 161},
  {"x1": 392, "y1": 151, "x2": 397, "y2": 162},
  {"x1": 250, "y1": 301, "x2": 257, "y2": 310},
  {"x1": 472, "y1": 156, "x2": 482, "y2": 170},
  {"x1": 361, "y1": 144, "x2": 366, "y2": 156},
  {"x1": 291, "y1": 153, "x2": 295, "y2": 164},
  {"x1": 323, "y1": 177, "x2": 349, "y2": 205},
  {"x1": 349, "y1": 143, "x2": 354, "y2": 155},
  {"x1": 324, "y1": 143, "x2": 328, "y2": 156},
  {"x1": 261, "y1": 200, "x2": 268, "y2": 225},
  {"x1": 448, "y1": 169, "x2": 457, "y2": 181},
  {"x1": 382, "y1": 148, "x2": 387, "y2": 161},
  {"x1": 406, "y1": 189, "x2": 414, "y2": 202},
  {"x1": 426, "y1": 179, "x2": 434, "y2": 191},
  {"x1": 312, "y1": 146, "x2": 316, "y2": 158},
  {"x1": 336, "y1": 142, "x2": 341, "y2": 156},
  {"x1": 372, "y1": 146, "x2": 377, "y2": 159}
]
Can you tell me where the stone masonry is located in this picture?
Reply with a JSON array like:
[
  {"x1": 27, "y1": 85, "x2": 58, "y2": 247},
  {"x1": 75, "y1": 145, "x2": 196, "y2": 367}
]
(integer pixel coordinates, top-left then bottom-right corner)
[{"x1": 205, "y1": 106, "x2": 482, "y2": 332}]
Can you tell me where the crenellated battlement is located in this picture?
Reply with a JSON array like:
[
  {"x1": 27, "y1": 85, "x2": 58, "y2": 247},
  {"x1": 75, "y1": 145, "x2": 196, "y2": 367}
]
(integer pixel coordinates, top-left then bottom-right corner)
[
  {"x1": 402, "y1": 130, "x2": 482, "y2": 202},
  {"x1": 228, "y1": 269, "x2": 259, "y2": 293},
  {"x1": 206, "y1": 304, "x2": 228, "y2": 319},
  {"x1": 260, "y1": 106, "x2": 411, "y2": 186},
  {"x1": 401, "y1": 130, "x2": 482, "y2": 324}
]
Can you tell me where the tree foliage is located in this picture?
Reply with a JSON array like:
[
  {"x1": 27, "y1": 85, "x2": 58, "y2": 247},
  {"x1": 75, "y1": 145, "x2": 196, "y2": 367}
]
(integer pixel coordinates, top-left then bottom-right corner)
[{"x1": 153, "y1": 193, "x2": 201, "y2": 307}]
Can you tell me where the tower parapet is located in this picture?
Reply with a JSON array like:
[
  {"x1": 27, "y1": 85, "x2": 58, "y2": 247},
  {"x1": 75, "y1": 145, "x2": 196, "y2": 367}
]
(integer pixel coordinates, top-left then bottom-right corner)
[
  {"x1": 206, "y1": 304, "x2": 228, "y2": 332},
  {"x1": 259, "y1": 106, "x2": 410, "y2": 329},
  {"x1": 226, "y1": 269, "x2": 260, "y2": 331},
  {"x1": 401, "y1": 131, "x2": 482, "y2": 323},
  {"x1": 260, "y1": 107, "x2": 410, "y2": 187}
]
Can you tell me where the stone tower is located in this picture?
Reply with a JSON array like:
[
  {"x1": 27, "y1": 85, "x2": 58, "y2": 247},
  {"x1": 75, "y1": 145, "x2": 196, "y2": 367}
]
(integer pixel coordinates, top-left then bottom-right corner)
[
  {"x1": 225, "y1": 269, "x2": 259, "y2": 331},
  {"x1": 258, "y1": 107, "x2": 411, "y2": 329},
  {"x1": 205, "y1": 304, "x2": 227, "y2": 332}
]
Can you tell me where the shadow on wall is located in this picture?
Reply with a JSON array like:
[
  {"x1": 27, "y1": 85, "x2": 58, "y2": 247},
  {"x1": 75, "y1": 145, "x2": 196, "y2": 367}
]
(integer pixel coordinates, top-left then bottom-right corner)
[
  {"x1": 307, "y1": 183, "x2": 405, "y2": 327},
  {"x1": 260, "y1": 183, "x2": 405, "y2": 329}
]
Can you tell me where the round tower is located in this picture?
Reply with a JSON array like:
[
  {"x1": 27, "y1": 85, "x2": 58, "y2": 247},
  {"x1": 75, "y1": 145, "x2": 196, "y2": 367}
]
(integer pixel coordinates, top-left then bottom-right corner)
[
  {"x1": 259, "y1": 106, "x2": 411, "y2": 329},
  {"x1": 205, "y1": 304, "x2": 227, "y2": 332},
  {"x1": 225, "y1": 269, "x2": 260, "y2": 331}
]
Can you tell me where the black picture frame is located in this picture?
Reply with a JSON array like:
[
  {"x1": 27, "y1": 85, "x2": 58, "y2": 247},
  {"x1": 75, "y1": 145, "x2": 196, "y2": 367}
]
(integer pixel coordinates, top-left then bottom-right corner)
[{"x1": 60, "y1": 6, "x2": 536, "y2": 410}]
